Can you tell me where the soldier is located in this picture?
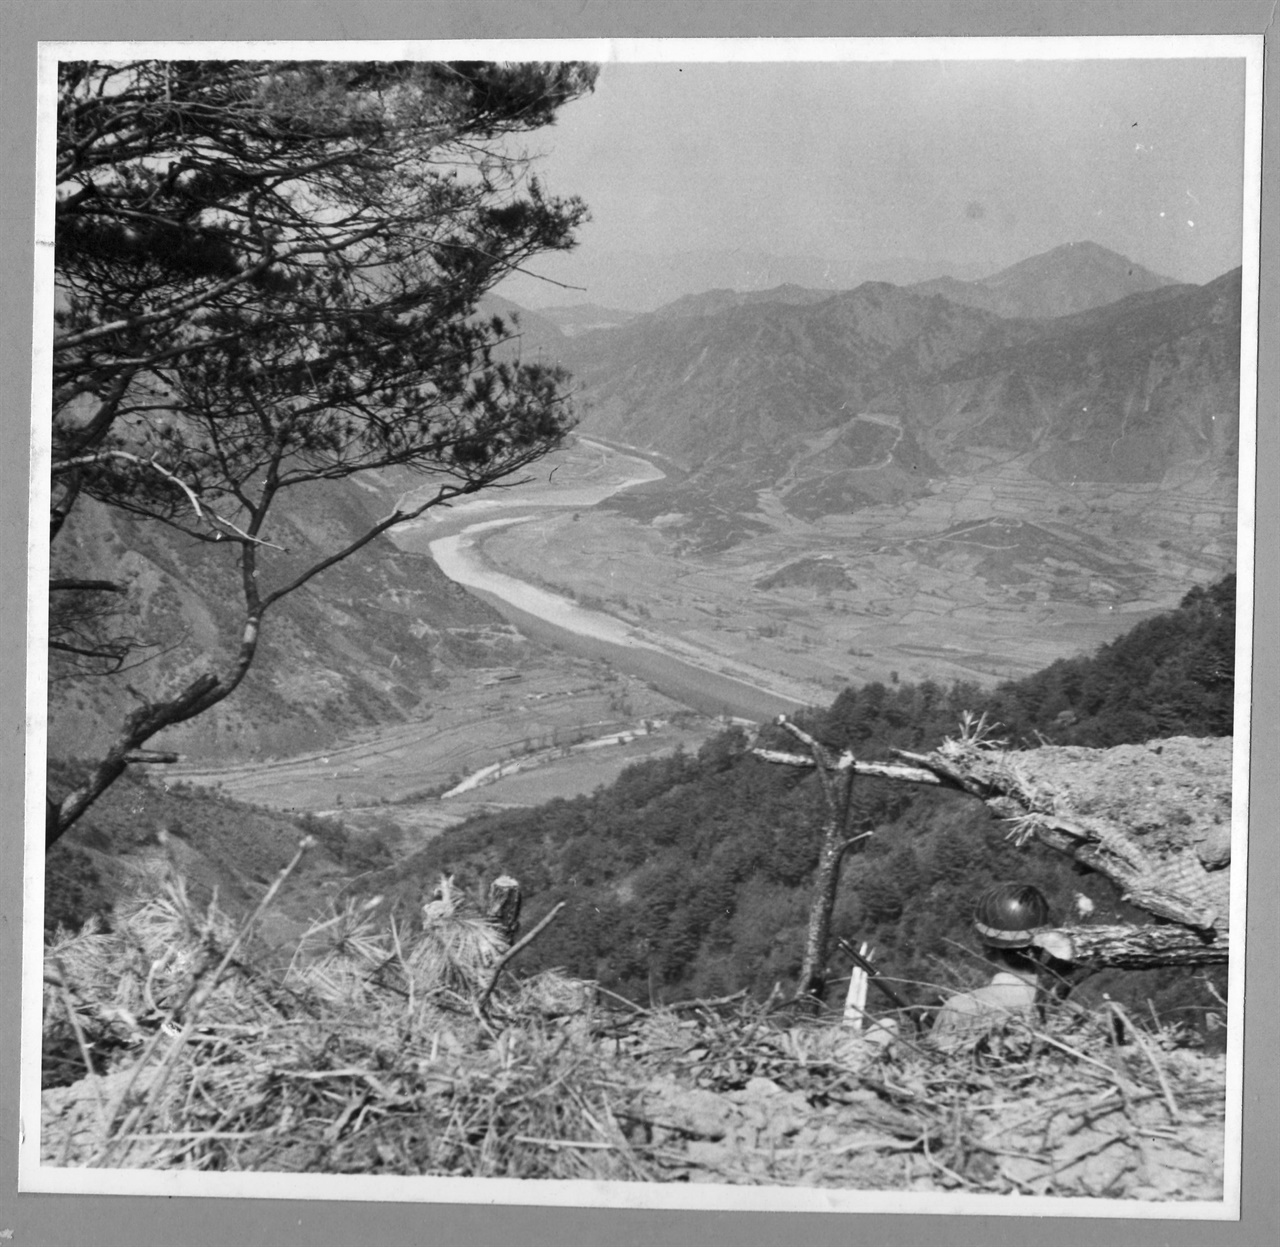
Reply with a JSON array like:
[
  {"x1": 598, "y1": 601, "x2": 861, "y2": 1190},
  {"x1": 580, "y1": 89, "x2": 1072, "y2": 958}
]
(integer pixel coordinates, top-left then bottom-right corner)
[{"x1": 930, "y1": 882, "x2": 1052, "y2": 1052}]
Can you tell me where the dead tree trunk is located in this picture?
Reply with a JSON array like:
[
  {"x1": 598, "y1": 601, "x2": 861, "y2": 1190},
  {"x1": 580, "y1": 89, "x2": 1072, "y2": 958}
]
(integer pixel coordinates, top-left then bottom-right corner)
[
  {"x1": 1033, "y1": 923, "x2": 1230, "y2": 969},
  {"x1": 756, "y1": 718, "x2": 868, "y2": 1007},
  {"x1": 486, "y1": 875, "x2": 523, "y2": 946}
]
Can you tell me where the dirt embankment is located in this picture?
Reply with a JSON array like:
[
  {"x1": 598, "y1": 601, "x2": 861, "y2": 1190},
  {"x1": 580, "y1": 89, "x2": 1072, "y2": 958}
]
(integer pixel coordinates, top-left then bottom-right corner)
[
  {"x1": 1006, "y1": 736, "x2": 1233, "y2": 860},
  {"x1": 984, "y1": 735, "x2": 1234, "y2": 925}
]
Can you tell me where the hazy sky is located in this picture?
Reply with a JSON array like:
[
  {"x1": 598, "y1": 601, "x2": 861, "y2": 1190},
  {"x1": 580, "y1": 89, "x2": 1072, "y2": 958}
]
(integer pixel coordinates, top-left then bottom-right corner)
[{"x1": 499, "y1": 55, "x2": 1248, "y2": 308}]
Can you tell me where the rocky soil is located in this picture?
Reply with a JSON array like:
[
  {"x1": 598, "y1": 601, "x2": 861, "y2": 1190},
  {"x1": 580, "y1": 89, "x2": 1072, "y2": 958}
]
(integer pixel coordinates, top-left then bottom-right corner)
[{"x1": 40, "y1": 993, "x2": 1229, "y2": 1202}]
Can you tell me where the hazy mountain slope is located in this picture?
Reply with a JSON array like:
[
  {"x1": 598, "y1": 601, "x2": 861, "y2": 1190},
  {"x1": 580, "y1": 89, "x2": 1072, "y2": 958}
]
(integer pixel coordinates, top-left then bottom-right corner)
[
  {"x1": 495, "y1": 246, "x2": 998, "y2": 312},
  {"x1": 647, "y1": 284, "x2": 838, "y2": 322},
  {"x1": 476, "y1": 293, "x2": 569, "y2": 361},
  {"x1": 909, "y1": 240, "x2": 1176, "y2": 319},
  {"x1": 562, "y1": 259, "x2": 1238, "y2": 511},
  {"x1": 535, "y1": 303, "x2": 638, "y2": 335},
  {"x1": 908, "y1": 267, "x2": 1241, "y2": 482},
  {"x1": 568, "y1": 283, "x2": 1010, "y2": 476},
  {"x1": 48, "y1": 473, "x2": 524, "y2": 765}
]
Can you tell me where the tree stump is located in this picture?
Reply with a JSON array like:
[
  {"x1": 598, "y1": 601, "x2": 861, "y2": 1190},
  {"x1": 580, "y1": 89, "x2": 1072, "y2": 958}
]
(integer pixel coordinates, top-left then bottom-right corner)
[{"x1": 486, "y1": 875, "x2": 522, "y2": 946}]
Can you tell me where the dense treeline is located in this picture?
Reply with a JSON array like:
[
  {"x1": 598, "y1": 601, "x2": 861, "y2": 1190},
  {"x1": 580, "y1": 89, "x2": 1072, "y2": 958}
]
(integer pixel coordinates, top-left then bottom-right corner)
[
  {"x1": 820, "y1": 574, "x2": 1236, "y2": 753},
  {"x1": 393, "y1": 575, "x2": 1235, "y2": 1037}
]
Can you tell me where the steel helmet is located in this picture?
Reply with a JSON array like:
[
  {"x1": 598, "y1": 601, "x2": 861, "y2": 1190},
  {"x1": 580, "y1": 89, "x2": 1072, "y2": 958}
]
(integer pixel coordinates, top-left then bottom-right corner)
[{"x1": 973, "y1": 882, "x2": 1051, "y2": 948}]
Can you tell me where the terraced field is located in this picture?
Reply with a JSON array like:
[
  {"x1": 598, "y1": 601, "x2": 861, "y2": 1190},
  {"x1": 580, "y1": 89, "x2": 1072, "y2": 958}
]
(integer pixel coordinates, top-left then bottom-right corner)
[
  {"x1": 162, "y1": 652, "x2": 715, "y2": 842},
  {"x1": 472, "y1": 437, "x2": 1236, "y2": 692}
]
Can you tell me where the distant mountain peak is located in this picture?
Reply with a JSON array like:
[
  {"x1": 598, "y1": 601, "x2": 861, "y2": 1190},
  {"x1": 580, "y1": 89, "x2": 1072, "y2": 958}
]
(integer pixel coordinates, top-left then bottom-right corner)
[
  {"x1": 981, "y1": 239, "x2": 1174, "y2": 287},
  {"x1": 912, "y1": 240, "x2": 1177, "y2": 320}
]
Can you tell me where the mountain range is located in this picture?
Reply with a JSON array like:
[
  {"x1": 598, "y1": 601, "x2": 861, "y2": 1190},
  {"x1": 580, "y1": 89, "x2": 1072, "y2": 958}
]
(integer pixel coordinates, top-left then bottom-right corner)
[
  {"x1": 538, "y1": 242, "x2": 1238, "y2": 516},
  {"x1": 494, "y1": 246, "x2": 1003, "y2": 313},
  {"x1": 50, "y1": 240, "x2": 1241, "y2": 767}
]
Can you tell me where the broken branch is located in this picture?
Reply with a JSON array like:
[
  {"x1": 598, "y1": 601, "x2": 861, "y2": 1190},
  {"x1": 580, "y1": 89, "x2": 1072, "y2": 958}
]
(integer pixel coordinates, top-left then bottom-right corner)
[{"x1": 478, "y1": 901, "x2": 566, "y2": 1014}]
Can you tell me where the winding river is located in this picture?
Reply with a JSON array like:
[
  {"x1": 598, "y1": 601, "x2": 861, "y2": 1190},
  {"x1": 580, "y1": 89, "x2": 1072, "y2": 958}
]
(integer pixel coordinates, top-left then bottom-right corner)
[{"x1": 393, "y1": 441, "x2": 805, "y2": 722}]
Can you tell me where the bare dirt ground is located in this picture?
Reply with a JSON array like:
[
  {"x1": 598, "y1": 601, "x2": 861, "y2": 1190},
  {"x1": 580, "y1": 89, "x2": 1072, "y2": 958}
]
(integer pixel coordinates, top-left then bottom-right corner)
[
  {"x1": 42, "y1": 1017, "x2": 1227, "y2": 1202},
  {"x1": 627, "y1": 1030, "x2": 1227, "y2": 1199},
  {"x1": 1005, "y1": 736, "x2": 1235, "y2": 860},
  {"x1": 983, "y1": 734, "x2": 1236, "y2": 927}
]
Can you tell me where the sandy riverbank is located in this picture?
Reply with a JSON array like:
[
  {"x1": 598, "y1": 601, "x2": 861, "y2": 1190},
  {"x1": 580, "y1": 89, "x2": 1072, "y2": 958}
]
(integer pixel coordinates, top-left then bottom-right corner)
[
  {"x1": 429, "y1": 518, "x2": 813, "y2": 718},
  {"x1": 389, "y1": 435, "x2": 822, "y2": 716}
]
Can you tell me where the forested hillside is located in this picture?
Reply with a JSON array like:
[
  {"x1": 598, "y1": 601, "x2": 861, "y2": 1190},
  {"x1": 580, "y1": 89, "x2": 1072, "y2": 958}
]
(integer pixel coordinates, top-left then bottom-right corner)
[
  {"x1": 47, "y1": 473, "x2": 524, "y2": 764},
  {"x1": 826, "y1": 573, "x2": 1237, "y2": 750},
  {"x1": 385, "y1": 575, "x2": 1236, "y2": 1034}
]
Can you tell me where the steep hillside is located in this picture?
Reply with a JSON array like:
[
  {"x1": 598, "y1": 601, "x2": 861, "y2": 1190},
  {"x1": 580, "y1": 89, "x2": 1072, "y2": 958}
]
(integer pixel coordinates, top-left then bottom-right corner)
[
  {"x1": 911, "y1": 267, "x2": 1241, "y2": 484},
  {"x1": 558, "y1": 259, "x2": 1238, "y2": 524},
  {"x1": 476, "y1": 293, "x2": 569, "y2": 361},
  {"x1": 567, "y1": 282, "x2": 1010, "y2": 477},
  {"x1": 47, "y1": 472, "x2": 526, "y2": 766},
  {"x1": 43, "y1": 761, "x2": 359, "y2": 945}
]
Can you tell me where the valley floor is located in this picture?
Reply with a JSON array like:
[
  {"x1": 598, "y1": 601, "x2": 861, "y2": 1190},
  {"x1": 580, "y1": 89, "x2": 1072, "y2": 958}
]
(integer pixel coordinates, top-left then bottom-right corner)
[
  {"x1": 161, "y1": 651, "x2": 719, "y2": 840},
  {"x1": 408, "y1": 436, "x2": 1236, "y2": 695},
  {"x1": 170, "y1": 435, "x2": 1232, "y2": 814},
  {"x1": 151, "y1": 432, "x2": 1235, "y2": 848}
]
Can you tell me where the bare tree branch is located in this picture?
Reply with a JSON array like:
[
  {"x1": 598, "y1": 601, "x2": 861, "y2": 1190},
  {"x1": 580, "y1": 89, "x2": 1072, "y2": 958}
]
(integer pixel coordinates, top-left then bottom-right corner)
[{"x1": 53, "y1": 450, "x2": 288, "y2": 549}]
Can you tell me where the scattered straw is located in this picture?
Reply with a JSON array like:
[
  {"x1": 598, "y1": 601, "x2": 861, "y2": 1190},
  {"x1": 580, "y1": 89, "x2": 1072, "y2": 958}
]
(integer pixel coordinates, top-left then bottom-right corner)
[{"x1": 39, "y1": 869, "x2": 1227, "y2": 1197}]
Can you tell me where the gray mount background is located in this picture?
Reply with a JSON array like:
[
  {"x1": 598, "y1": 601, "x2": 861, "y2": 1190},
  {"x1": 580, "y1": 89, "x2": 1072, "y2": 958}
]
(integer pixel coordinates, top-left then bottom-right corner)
[{"x1": 2, "y1": 4, "x2": 1275, "y2": 1246}]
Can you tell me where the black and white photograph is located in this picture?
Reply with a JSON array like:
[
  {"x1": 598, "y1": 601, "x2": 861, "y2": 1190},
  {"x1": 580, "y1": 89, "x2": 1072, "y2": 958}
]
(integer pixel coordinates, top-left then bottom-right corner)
[{"x1": 17, "y1": 33, "x2": 1263, "y2": 1223}]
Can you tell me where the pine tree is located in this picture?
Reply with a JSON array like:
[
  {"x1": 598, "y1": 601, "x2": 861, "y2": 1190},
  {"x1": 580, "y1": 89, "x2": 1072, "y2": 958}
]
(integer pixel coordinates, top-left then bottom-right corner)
[{"x1": 47, "y1": 59, "x2": 597, "y2": 842}]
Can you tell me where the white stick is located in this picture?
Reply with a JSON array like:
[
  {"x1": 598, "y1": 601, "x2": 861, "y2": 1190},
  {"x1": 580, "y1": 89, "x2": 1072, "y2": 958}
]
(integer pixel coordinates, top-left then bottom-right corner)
[{"x1": 843, "y1": 942, "x2": 871, "y2": 1030}]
